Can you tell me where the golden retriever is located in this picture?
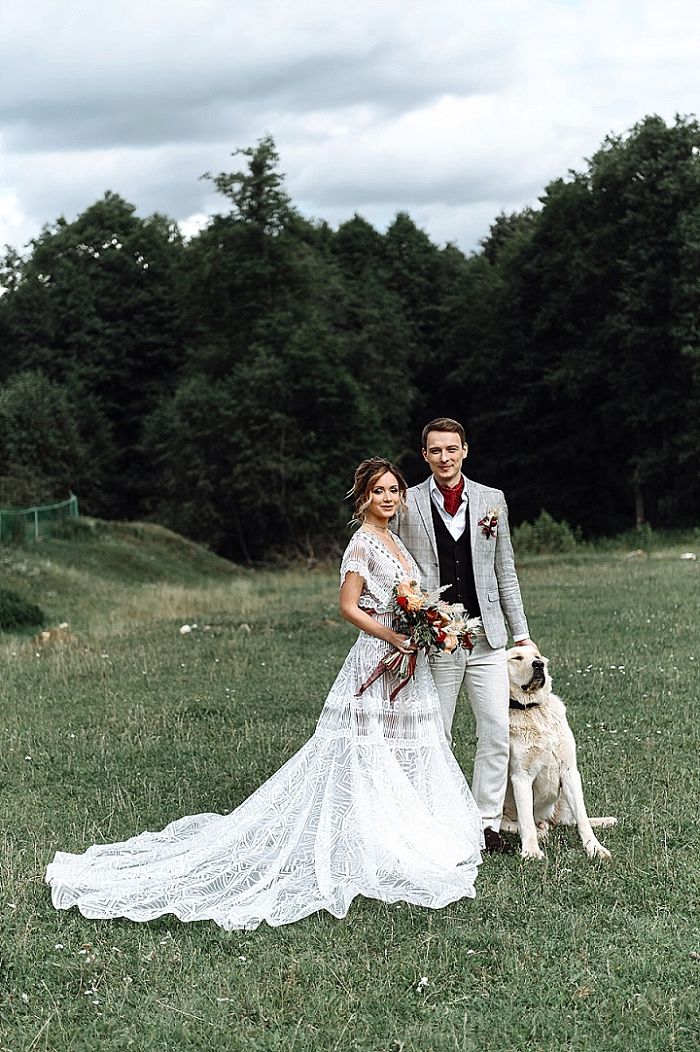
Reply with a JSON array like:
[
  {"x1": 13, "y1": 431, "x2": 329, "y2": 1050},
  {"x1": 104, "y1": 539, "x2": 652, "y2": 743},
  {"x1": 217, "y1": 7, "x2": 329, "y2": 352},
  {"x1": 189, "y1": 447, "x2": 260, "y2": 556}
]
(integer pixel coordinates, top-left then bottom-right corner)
[{"x1": 501, "y1": 645, "x2": 617, "y2": 860}]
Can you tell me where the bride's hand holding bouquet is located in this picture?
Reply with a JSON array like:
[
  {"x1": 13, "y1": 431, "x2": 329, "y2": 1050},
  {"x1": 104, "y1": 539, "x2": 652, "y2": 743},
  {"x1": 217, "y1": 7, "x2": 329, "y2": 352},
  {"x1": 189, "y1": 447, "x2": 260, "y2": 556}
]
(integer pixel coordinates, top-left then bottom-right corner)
[{"x1": 357, "y1": 580, "x2": 481, "y2": 702}]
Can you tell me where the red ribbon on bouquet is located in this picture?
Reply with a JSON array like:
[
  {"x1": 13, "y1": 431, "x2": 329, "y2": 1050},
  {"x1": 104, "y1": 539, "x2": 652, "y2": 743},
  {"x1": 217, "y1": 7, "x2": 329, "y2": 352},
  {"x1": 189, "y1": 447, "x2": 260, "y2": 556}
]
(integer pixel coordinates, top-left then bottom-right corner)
[{"x1": 355, "y1": 647, "x2": 418, "y2": 704}]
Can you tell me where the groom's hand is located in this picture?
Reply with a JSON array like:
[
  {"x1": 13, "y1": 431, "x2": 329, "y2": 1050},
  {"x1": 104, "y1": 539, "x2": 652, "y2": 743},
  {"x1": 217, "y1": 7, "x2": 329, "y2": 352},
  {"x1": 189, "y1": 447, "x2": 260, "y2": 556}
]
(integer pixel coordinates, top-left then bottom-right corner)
[{"x1": 514, "y1": 638, "x2": 535, "y2": 648}]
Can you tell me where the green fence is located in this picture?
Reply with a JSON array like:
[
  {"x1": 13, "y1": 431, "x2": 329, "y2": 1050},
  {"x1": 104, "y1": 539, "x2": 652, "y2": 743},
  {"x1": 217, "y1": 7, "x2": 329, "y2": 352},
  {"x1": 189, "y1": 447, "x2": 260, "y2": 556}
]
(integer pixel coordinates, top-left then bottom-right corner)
[{"x1": 0, "y1": 494, "x2": 80, "y2": 543}]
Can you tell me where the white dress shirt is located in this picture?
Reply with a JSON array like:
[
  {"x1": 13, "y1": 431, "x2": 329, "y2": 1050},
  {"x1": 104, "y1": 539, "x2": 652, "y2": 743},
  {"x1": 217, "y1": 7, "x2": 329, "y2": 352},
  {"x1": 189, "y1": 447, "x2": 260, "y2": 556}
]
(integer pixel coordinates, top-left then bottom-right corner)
[{"x1": 429, "y1": 475, "x2": 468, "y2": 541}]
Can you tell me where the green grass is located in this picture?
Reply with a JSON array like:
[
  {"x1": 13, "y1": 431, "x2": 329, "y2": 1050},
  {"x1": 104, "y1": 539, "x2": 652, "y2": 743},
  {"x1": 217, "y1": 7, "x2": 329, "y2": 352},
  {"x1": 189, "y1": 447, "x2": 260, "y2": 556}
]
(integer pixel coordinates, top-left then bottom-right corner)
[{"x1": 0, "y1": 527, "x2": 698, "y2": 1050}]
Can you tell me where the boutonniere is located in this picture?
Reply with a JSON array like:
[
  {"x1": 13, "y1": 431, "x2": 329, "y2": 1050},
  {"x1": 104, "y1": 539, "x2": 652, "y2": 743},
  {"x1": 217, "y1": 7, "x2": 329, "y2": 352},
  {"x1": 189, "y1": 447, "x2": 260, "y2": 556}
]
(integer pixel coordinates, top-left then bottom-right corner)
[{"x1": 478, "y1": 506, "x2": 501, "y2": 538}]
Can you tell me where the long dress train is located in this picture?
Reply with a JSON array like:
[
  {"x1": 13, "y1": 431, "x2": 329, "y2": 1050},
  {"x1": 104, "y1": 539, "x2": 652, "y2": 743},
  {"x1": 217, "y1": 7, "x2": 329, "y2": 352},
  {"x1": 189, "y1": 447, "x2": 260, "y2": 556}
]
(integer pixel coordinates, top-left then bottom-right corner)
[{"x1": 46, "y1": 530, "x2": 483, "y2": 930}]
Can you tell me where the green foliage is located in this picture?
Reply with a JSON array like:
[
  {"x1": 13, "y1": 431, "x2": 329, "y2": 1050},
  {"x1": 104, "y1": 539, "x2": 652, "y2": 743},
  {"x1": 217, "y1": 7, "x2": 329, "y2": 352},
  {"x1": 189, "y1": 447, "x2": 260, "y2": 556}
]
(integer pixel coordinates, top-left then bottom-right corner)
[
  {"x1": 2, "y1": 121, "x2": 700, "y2": 556},
  {"x1": 513, "y1": 510, "x2": 581, "y2": 554},
  {"x1": 0, "y1": 370, "x2": 90, "y2": 504},
  {"x1": 471, "y1": 114, "x2": 700, "y2": 534},
  {"x1": 145, "y1": 150, "x2": 419, "y2": 560},
  {"x1": 631, "y1": 521, "x2": 655, "y2": 552},
  {"x1": 48, "y1": 516, "x2": 101, "y2": 541},
  {"x1": 0, "y1": 193, "x2": 185, "y2": 516},
  {"x1": 0, "y1": 586, "x2": 44, "y2": 630},
  {"x1": 203, "y1": 135, "x2": 294, "y2": 235}
]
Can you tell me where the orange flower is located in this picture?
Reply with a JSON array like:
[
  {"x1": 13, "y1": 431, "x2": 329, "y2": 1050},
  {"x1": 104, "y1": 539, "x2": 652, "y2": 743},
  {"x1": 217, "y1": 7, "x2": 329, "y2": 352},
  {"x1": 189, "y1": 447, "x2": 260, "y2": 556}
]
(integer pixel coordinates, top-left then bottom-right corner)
[{"x1": 396, "y1": 580, "x2": 424, "y2": 612}]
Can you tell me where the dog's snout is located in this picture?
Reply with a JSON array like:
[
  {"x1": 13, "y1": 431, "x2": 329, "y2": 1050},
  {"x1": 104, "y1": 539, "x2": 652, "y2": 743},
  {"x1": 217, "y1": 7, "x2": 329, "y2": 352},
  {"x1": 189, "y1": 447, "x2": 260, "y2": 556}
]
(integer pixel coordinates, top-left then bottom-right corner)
[{"x1": 532, "y1": 659, "x2": 545, "y2": 671}]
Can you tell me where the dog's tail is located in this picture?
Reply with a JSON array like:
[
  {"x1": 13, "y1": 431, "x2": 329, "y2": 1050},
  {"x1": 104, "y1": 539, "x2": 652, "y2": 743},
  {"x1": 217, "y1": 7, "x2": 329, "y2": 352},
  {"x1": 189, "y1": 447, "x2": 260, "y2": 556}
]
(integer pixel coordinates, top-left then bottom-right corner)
[{"x1": 589, "y1": 816, "x2": 618, "y2": 828}]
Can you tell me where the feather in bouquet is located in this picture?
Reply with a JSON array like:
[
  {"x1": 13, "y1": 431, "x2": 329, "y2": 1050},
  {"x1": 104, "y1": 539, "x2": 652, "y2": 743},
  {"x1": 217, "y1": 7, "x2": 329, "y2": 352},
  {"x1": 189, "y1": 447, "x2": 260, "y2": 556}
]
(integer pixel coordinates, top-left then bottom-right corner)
[{"x1": 356, "y1": 580, "x2": 481, "y2": 703}]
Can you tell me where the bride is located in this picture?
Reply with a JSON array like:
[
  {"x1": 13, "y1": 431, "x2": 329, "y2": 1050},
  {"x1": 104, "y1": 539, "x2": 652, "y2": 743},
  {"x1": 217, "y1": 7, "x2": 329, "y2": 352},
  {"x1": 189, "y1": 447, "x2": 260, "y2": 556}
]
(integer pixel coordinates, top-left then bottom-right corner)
[{"x1": 46, "y1": 457, "x2": 483, "y2": 929}]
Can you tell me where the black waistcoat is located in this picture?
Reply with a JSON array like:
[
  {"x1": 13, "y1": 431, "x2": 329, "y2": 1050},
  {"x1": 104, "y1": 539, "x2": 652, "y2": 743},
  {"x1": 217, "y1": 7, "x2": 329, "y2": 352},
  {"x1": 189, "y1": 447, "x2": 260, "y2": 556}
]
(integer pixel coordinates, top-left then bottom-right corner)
[{"x1": 430, "y1": 501, "x2": 482, "y2": 620}]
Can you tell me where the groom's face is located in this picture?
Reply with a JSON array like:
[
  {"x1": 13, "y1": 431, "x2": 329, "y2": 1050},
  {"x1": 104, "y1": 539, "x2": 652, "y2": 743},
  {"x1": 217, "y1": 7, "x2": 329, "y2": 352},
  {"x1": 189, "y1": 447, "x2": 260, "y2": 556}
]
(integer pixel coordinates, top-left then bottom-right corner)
[{"x1": 422, "y1": 430, "x2": 467, "y2": 488}]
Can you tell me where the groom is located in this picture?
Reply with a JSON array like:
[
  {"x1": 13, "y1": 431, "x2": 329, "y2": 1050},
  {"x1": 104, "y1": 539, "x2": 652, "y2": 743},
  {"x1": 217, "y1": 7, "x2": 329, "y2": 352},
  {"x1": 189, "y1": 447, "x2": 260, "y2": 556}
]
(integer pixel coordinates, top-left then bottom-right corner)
[{"x1": 394, "y1": 417, "x2": 534, "y2": 854}]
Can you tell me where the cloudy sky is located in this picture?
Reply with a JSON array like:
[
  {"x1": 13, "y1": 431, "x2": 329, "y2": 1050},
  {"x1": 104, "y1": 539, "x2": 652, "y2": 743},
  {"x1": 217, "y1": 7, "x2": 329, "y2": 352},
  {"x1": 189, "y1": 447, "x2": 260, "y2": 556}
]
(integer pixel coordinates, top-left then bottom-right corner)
[{"x1": 2, "y1": 0, "x2": 699, "y2": 254}]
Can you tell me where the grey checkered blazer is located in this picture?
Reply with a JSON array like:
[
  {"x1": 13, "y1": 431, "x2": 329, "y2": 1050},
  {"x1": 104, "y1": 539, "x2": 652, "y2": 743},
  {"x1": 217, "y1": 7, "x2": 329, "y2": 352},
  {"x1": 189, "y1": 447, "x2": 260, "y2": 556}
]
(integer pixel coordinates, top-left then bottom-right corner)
[{"x1": 393, "y1": 476, "x2": 529, "y2": 649}]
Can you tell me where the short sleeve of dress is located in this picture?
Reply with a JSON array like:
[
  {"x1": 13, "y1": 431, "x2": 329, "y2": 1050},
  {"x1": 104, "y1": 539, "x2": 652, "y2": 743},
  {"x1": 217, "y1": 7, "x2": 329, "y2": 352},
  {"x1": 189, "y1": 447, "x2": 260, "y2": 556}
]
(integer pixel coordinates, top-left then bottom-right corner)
[{"x1": 339, "y1": 535, "x2": 371, "y2": 587}]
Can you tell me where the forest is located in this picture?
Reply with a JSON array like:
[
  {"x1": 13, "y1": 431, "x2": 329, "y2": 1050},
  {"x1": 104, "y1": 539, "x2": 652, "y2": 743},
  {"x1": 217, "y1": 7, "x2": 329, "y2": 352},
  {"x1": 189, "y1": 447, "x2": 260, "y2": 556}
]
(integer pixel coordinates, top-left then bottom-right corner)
[{"x1": 1, "y1": 113, "x2": 699, "y2": 560}]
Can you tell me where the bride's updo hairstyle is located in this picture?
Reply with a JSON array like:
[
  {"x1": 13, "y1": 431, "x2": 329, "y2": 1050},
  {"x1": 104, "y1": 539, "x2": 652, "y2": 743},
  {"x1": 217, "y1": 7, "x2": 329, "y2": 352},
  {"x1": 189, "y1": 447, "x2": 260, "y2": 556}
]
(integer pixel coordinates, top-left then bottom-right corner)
[{"x1": 349, "y1": 457, "x2": 408, "y2": 525}]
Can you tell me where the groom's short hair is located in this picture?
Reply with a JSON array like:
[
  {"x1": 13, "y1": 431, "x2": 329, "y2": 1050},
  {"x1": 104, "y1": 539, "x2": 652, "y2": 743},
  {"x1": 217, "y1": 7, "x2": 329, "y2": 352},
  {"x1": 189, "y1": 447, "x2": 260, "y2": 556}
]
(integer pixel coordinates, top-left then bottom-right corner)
[{"x1": 422, "y1": 417, "x2": 467, "y2": 449}]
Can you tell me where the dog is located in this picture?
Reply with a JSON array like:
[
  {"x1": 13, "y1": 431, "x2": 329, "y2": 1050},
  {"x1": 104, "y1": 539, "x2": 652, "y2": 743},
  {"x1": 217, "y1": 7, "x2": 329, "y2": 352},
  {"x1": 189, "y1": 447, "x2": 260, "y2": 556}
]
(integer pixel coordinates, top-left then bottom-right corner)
[{"x1": 501, "y1": 645, "x2": 617, "y2": 860}]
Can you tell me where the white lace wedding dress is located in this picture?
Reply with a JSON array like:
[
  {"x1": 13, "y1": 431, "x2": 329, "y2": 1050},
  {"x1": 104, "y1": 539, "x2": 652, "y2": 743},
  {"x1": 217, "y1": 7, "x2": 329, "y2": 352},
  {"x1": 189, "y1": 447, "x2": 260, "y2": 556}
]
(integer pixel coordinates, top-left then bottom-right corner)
[{"x1": 46, "y1": 530, "x2": 483, "y2": 929}]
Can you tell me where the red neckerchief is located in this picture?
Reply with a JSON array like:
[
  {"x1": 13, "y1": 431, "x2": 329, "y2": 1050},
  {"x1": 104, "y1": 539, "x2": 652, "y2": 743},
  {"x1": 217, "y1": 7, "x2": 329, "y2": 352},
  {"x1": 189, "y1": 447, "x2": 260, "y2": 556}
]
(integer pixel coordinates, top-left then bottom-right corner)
[{"x1": 437, "y1": 477, "x2": 464, "y2": 517}]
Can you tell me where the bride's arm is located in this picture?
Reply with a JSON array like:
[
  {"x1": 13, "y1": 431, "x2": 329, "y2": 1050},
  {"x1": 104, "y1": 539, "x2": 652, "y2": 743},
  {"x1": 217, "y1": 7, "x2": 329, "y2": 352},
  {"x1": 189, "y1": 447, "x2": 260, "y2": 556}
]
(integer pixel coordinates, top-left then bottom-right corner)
[{"x1": 339, "y1": 572, "x2": 412, "y2": 652}]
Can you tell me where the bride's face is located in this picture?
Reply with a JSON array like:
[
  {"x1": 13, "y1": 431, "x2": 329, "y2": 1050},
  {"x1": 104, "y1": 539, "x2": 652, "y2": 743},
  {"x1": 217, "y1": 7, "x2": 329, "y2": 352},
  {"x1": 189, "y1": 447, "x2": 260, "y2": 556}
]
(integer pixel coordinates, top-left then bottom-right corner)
[{"x1": 365, "y1": 472, "x2": 402, "y2": 525}]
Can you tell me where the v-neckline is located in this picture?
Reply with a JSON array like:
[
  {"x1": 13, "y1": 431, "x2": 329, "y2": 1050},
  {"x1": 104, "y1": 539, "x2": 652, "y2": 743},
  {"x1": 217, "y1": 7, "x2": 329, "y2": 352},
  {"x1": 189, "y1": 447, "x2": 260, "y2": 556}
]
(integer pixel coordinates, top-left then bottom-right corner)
[{"x1": 360, "y1": 527, "x2": 414, "y2": 577}]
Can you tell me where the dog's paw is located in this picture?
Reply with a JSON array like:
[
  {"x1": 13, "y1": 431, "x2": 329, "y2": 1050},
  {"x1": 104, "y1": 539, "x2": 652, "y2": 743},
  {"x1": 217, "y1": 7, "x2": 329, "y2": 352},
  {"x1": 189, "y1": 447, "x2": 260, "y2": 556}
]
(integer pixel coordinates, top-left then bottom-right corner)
[
  {"x1": 521, "y1": 843, "x2": 545, "y2": 860},
  {"x1": 585, "y1": 839, "x2": 611, "y2": 860}
]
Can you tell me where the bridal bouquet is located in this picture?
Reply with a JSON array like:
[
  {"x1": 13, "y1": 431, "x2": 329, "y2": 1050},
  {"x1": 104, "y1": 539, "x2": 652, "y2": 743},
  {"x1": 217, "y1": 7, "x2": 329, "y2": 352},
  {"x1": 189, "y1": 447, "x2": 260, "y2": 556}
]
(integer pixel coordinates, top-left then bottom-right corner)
[{"x1": 356, "y1": 580, "x2": 481, "y2": 703}]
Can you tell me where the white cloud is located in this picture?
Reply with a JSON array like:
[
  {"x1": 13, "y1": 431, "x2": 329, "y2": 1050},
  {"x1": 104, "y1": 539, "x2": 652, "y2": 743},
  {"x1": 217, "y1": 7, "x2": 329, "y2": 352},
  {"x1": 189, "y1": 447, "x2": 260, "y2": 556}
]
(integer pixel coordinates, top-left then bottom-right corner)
[
  {"x1": 0, "y1": 191, "x2": 32, "y2": 250},
  {"x1": 178, "y1": 212, "x2": 210, "y2": 240},
  {"x1": 1, "y1": 0, "x2": 699, "y2": 253}
]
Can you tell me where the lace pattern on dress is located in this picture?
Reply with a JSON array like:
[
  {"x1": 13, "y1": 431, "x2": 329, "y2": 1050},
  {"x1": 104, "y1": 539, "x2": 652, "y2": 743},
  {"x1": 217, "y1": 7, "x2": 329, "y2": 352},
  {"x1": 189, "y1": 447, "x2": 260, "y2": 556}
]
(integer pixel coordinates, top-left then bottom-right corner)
[{"x1": 339, "y1": 529, "x2": 416, "y2": 613}]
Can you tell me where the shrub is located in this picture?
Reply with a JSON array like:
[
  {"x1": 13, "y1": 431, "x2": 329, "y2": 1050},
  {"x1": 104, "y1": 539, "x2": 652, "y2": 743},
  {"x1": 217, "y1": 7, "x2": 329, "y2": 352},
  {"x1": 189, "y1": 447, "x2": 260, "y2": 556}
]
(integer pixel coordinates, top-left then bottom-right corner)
[
  {"x1": 49, "y1": 516, "x2": 99, "y2": 540},
  {"x1": 0, "y1": 370, "x2": 89, "y2": 502},
  {"x1": 0, "y1": 588, "x2": 45, "y2": 631},
  {"x1": 513, "y1": 510, "x2": 580, "y2": 554}
]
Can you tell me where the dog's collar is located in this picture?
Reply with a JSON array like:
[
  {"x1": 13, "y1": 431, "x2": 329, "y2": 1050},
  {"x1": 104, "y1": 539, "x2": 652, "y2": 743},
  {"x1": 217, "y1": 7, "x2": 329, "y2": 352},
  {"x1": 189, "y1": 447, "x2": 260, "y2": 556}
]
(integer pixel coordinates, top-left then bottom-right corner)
[{"x1": 509, "y1": 696, "x2": 541, "y2": 710}]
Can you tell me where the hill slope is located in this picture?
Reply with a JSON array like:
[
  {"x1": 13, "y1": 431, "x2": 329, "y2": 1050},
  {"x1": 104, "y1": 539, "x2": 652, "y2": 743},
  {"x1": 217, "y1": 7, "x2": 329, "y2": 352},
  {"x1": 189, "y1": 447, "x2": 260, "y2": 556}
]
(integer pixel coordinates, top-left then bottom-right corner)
[{"x1": 0, "y1": 518, "x2": 241, "y2": 636}]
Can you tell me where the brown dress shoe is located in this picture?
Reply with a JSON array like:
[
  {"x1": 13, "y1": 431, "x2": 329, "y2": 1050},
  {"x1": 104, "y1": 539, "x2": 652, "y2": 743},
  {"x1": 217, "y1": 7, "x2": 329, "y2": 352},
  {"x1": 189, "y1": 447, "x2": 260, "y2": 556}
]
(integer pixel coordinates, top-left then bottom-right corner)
[{"x1": 483, "y1": 826, "x2": 516, "y2": 854}]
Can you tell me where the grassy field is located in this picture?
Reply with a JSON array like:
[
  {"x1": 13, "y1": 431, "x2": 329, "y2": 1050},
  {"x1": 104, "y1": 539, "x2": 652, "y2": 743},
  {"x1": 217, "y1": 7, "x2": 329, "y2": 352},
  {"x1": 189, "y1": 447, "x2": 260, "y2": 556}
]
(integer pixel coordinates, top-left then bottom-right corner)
[{"x1": 0, "y1": 523, "x2": 698, "y2": 1051}]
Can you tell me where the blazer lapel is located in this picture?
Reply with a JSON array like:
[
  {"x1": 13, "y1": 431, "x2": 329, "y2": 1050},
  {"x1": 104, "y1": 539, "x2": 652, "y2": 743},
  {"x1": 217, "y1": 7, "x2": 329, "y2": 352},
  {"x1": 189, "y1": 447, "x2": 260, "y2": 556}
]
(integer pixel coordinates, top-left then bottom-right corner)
[
  {"x1": 465, "y1": 478, "x2": 482, "y2": 564},
  {"x1": 415, "y1": 478, "x2": 438, "y2": 560}
]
